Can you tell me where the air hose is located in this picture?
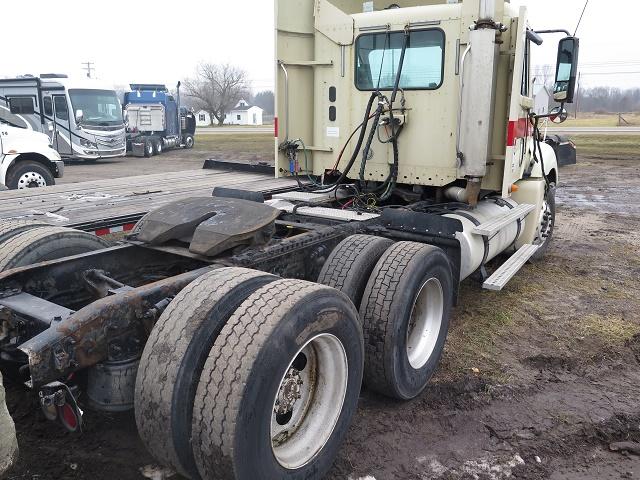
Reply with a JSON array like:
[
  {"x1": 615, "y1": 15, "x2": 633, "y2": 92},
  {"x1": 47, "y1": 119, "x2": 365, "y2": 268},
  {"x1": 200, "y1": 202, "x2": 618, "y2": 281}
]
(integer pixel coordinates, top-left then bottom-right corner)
[
  {"x1": 531, "y1": 115, "x2": 550, "y2": 190},
  {"x1": 314, "y1": 92, "x2": 378, "y2": 193},
  {"x1": 359, "y1": 93, "x2": 385, "y2": 184},
  {"x1": 360, "y1": 28, "x2": 410, "y2": 200}
]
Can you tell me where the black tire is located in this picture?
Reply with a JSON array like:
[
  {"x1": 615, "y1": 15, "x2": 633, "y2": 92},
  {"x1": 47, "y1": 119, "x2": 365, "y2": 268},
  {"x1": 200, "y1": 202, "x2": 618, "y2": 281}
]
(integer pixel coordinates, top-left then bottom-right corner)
[
  {"x1": 0, "y1": 226, "x2": 109, "y2": 272},
  {"x1": 530, "y1": 183, "x2": 556, "y2": 262},
  {"x1": 144, "y1": 140, "x2": 153, "y2": 157},
  {"x1": 0, "y1": 219, "x2": 51, "y2": 246},
  {"x1": 152, "y1": 138, "x2": 163, "y2": 155},
  {"x1": 360, "y1": 242, "x2": 453, "y2": 400},
  {"x1": 184, "y1": 135, "x2": 194, "y2": 149},
  {"x1": 135, "y1": 267, "x2": 278, "y2": 479},
  {"x1": 317, "y1": 234, "x2": 394, "y2": 307},
  {"x1": 6, "y1": 161, "x2": 55, "y2": 189},
  {"x1": 191, "y1": 279, "x2": 364, "y2": 480}
]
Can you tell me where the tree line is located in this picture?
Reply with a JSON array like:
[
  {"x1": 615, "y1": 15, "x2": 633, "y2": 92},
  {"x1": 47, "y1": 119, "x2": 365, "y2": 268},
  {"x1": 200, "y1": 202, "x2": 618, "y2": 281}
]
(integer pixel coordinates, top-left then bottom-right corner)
[
  {"x1": 575, "y1": 87, "x2": 640, "y2": 113},
  {"x1": 182, "y1": 63, "x2": 274, "y2": 126}
]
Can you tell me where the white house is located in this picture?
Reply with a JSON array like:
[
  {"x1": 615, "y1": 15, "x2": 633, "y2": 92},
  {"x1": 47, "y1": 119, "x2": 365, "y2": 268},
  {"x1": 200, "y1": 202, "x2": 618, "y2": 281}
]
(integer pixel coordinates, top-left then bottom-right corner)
[
  {"x1": 533, "y1": 84, "x2": 552, "y2": 115},
  {"x1": 195, "y1": 110, "x2": 212, "y2": 127},
  {"x1": 224, "y1": 99, "x2": 264, "y2": 126},
  {"x1": 195, "y1": 99, "x2": 264, "y2": 127}
]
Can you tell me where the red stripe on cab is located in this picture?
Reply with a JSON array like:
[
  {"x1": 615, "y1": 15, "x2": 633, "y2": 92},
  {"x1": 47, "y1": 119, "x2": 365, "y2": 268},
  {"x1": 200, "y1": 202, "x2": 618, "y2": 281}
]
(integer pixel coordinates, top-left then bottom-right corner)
[{"x1": 506, "y1": 118, "x2": 531, "y2": 146}]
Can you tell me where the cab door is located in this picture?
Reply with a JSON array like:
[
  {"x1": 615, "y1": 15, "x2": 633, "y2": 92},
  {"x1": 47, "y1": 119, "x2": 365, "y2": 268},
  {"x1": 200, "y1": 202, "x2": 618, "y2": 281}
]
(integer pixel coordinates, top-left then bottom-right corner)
[
  {"x1": 52, "y1": 95, "x2": 73, "y2": 155},
  {"x1": 41, "y1": 95, "x2": 56, "y2": 146},
  {"x1": 502, "y1": 6, "x2": 533, "y2": 194}
]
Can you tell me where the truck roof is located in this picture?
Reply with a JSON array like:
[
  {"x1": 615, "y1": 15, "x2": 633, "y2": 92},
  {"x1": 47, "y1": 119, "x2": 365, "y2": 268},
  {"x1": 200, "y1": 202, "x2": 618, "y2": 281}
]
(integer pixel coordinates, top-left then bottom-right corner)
[{"x1": 0, "y1": 75, "x2": 117, "y2": 92}]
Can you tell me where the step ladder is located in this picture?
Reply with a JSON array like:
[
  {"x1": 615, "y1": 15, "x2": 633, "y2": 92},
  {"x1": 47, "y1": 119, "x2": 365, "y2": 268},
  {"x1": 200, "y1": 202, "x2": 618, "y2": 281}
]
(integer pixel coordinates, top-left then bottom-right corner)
[
  {"x1": 472, "y1": 203, "x2": 536, "y2": 237},
  {"x1": 482, "y1": 243, "x2": 540, "y2": 291}
]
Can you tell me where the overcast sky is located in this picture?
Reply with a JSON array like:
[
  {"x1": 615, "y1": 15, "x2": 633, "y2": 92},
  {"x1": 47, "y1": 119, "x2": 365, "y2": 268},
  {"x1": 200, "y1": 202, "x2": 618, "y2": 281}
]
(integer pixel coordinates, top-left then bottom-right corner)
[{"x1": 1, "y1": 0, "x2": 636, "y2": 91}]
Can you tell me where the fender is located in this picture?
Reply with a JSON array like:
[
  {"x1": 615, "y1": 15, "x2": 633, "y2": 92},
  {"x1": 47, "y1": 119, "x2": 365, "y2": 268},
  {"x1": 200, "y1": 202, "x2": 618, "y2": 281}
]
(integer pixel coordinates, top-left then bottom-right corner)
[
  {"x1": 0, "y1": 152, "x2": 63, "y2": 186},
  {"x1": 529, "y1": 141, "x2": 559, "y2": 185}
]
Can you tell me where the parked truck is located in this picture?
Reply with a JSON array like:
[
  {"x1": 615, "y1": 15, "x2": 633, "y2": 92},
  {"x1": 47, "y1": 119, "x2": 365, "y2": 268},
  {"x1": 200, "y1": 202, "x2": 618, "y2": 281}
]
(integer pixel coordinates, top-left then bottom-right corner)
[
  {"x1": 0, "y1": 1, "x2": 579, "y2": 479},
  {"x1": 0, "y1": 75, "x2": 126, "y2": 161},
  {"x1": 0, "y1": 123, "x2": 64, "y2": 189},
  {"x1": 124, "y1": 83, "x2": 196, "y2": 157}
]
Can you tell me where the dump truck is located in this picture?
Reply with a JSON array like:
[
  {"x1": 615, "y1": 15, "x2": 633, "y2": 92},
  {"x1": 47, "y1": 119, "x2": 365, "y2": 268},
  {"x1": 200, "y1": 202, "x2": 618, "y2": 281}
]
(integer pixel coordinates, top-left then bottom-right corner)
[
  {"x1": 124, "y1": 83, "x2": 196, "y2": 157},
  {"x1": 0, "y1": 0, "x2": 579, "y2": 478}
]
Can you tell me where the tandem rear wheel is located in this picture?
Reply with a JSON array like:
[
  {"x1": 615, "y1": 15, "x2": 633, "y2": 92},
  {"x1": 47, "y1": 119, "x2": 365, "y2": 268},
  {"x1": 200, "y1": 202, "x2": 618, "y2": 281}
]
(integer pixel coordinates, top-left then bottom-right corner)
[
  {"x1": 135, "y1": 269, "x2": 364, "y2": 480},
  {"x1": 0, "y1": 224, "x2": 109, "y2": 272},
  {"x1": 319, "y1": 236, "x2": 454, "y2": 401}
]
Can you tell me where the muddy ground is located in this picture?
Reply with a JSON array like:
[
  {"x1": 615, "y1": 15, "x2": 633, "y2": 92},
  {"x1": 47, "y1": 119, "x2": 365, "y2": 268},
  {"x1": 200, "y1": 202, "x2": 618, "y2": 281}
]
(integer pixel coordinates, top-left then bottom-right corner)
[{"x1": 4, "y1": 153, "x2": 640, "y2": 480}]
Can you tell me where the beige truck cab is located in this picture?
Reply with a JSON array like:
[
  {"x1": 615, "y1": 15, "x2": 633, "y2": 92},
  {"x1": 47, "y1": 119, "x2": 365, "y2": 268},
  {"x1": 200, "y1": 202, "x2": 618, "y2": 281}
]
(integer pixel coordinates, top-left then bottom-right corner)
[{"x1": 276, "y1": 0, "x2": 579, "y2": 278}]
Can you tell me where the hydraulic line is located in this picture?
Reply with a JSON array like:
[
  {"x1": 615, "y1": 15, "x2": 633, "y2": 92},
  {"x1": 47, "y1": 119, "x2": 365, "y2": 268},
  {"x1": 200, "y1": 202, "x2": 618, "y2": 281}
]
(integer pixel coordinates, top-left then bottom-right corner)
[
  {"x1": 359, "y1": 94, "x2": 385, "y2": 184},
  {"x1": 531, "y1": 115, "x2": 550, "y2": 190},
  {"x1": 314, "y1": 92, "x2": 378, "y2": 193},
  {"x1": 381, "y1": 29, "x2": 410, "y2": 200}
]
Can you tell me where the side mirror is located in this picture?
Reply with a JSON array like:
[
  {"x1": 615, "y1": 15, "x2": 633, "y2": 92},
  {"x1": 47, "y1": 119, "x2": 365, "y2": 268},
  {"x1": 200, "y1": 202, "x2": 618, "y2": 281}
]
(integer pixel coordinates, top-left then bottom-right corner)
[
  {"x1": 553, "y1": 36, "x2": 580, "y2": 103},
  {"x1": 549, "y1": 106, "x2": 568, "y2": 124},
  {"x1": 75, "y1": 109, "x2": 84, "y2": 125}
]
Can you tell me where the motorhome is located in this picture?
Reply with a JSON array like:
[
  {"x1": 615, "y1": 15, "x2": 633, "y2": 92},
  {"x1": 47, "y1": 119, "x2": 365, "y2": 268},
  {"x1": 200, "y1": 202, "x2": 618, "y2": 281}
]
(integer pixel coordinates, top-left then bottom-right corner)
[{"x1": 0, "y1": 75, "x2": 126, "y2": 161}]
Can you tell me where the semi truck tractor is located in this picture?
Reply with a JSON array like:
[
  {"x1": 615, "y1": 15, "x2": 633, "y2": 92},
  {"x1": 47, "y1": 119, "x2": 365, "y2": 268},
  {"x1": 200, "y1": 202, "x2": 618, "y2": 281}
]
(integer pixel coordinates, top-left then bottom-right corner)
[
  {"x1": 0, "y1": 123, "x2": 64, "y2": 189},
  {"x1": 124, "y1": 83, "x2": 196, "y2": 157},
  {"x1": 0, "y1": 1, "x2": 579, "y2": 479}
]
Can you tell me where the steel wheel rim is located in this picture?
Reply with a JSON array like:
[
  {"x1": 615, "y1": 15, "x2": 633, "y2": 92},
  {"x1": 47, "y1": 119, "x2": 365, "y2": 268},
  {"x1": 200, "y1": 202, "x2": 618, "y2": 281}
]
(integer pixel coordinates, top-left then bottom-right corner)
[
  {"x1": 535, "y1": 195, "x2": 553, "y2": 246},
  {"x1": 271, "y1": 333, "x2": 348, "y2": 470},
  {"x1": 17, "y1": 172, "x2": 47, "y2": 189},
  {"x1": 186, "y1": 137, "x2": 193, "y2": 147},
  {"x1": 406, "y1": 277, "x2": 444, "y2": 369}
]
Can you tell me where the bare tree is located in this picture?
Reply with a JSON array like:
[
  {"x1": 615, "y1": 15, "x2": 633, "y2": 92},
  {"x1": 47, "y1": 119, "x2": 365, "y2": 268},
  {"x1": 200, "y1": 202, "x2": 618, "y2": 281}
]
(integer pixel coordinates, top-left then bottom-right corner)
[{"x1": 183, "y1": 63, "x2": 251, "y2": 126}]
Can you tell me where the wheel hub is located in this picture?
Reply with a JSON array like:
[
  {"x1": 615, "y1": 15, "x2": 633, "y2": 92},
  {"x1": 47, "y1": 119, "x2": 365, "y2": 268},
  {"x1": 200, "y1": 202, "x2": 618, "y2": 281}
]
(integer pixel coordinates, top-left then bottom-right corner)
[
  {"x1": 17, "y1": 172, "x2": 46, "y2": 189},
  {"x1": 536, "y1": 196, "x2": 553, "y2": 244},
  {"x1": 270, "y1": 334, "x2": 348, "y2": 470},
  {"x1": 406, "y1": 277, "x2": 444, "y2": 370},
  {"x1": 275, "y1": 369, "x2": 303, "y2": 415}
]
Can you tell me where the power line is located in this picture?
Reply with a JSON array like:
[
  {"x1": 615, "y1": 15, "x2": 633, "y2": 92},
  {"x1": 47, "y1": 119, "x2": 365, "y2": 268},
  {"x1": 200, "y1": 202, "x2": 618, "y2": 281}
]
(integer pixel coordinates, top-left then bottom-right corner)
[
  {"x1": 578, "y1": 71, "x2": 640, "y2": 76},
  {"x1": 574, "y1": 0, "x2": 589, "y2": 36}
]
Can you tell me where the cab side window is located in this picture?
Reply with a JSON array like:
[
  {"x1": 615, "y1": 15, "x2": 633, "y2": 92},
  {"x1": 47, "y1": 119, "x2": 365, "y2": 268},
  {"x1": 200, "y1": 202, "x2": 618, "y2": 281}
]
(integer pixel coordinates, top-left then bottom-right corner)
[
  {"x1": 9, "y1": 97, "x2": 35, "y2": 115},
  {"x1": 521, "y1": 40, "x2": 530, "y2": 97},
  {"x1": 44, "y1": 97, "x2": 53, "y2": 116},
  {"x1": 54, "y1": 96, "x2": 69, "y2": 121}
]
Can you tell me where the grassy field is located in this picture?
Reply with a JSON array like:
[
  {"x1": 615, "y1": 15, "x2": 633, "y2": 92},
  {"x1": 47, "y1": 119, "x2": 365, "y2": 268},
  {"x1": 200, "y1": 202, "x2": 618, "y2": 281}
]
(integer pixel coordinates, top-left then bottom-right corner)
[
  {"x1": 571, "y1": 134, "x2": 640, "y2": 157},
  {"x1": 193, "y1": 133, "x2": 274, "y2": 156},
  {"x1": 191, "y1": 132, "x2": 638, "y2": 161},
  {"x1": 560, "y1": 112, "x2": 640, "y2": 127}
]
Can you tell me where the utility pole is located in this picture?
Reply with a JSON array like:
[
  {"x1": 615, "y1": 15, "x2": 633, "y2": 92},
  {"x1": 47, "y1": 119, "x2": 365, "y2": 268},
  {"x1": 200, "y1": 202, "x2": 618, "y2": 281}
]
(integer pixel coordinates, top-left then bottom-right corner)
[
  {"x1": 574, "y1": 71, "x2": 581, "y2": 119},
  {"x1": 81, "y1": 61, "x2": 95, "y2": 79}
]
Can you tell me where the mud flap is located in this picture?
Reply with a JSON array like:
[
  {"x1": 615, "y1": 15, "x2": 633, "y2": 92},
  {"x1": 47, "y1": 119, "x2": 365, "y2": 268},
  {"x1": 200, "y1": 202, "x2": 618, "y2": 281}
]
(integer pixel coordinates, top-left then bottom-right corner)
[{"x1": 0, "y1": 372, "x2": 18, "y2": 474}]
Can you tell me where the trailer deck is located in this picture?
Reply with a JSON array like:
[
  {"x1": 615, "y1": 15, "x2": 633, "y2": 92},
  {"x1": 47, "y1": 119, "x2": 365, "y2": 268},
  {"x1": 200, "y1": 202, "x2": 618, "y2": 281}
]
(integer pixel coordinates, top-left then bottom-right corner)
[{"x1": 0, "y1": 168, "x2": 299, "y2": 235}]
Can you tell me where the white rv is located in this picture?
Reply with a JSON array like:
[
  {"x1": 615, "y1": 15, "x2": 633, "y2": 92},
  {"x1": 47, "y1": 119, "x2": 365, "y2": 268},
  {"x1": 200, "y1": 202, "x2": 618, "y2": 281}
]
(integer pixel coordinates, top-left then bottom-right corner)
[{"x1": 0, "y1": 75, "x2": 126, "y2": 161}]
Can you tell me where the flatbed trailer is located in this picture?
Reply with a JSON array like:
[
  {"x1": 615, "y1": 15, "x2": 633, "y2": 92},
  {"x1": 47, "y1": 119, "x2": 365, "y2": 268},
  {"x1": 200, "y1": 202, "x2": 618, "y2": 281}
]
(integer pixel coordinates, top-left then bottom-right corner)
[{"x1": 0, "y1": 164, "x2": 298, "y2": 234}]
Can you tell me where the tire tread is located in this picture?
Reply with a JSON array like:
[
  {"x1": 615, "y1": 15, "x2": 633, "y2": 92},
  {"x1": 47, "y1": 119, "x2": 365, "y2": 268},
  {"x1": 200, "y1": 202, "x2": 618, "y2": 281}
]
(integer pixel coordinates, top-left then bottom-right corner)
[
  {"x1": 192, "y1": 279, "x2": 331, "y2": 479},
  {"x1": 135, "y1": 267, "x2": 276, "y2": 477}
]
